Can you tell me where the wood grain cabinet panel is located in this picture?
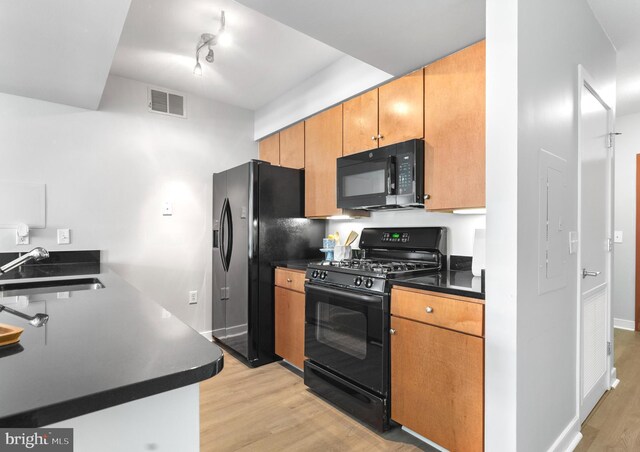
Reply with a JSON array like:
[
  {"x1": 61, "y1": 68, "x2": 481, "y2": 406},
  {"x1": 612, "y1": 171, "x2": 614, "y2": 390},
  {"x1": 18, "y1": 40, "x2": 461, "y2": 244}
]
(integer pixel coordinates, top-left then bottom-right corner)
[
  {"x1": 391, "y1": 287, "x2": 484, "y2": 337},
  {"x1": 378, "y1": 69, "x2": 424, "y2": 147},
  {"x1": 259, "y1": 133, "x2": 280, "y2": 166},
  {"x1": 391, "y1": 315, "x2": 484, "y2": 452},
  {"x1": 424, "y1": 40, "x2": 486, "y2": 211},
  {"x1": 279, "y1": 122, "x2": 305, "y2": 169},
  {"x1": 274, "y1": 266, "x2": 307, "y2": 370},
  {"x1": 343, "y1": 89, "x2": 379, "y2": 155},
  {"x1": 275, "y1": 268, "x2": 306, "y2": 294},
  {"x1": 304, "y1": 105, "x2": 344, "y2": 218}
]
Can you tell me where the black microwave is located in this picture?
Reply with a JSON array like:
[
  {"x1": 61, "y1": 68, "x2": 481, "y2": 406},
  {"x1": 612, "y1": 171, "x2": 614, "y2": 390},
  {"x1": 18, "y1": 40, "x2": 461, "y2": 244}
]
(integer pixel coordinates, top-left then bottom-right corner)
[{"x1": 336, "y1": 139, "x2": 424, "y2": 210}]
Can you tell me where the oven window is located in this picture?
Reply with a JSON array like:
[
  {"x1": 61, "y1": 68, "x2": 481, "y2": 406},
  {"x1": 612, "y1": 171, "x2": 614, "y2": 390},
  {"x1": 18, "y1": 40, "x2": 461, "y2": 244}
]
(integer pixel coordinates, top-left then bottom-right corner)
[
  {"x1": 343, "y1": 169, "x2": 385, "y2": 197},
  {"x1": 316, "y1": 302, "x2": 367, "y2": 359}
]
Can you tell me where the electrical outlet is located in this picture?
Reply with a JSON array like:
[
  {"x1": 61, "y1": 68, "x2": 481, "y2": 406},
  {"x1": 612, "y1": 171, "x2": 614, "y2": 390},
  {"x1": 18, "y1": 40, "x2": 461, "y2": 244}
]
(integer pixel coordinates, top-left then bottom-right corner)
[
  {"x1": 189, "y1": 290, "x2": 198, "y2": 304},
  {"x1": 163, "y1": 202, "x2": 173, "y2": 216},
  {"x1": 57, "y1": 229, "x2": 70, "y2": 245},
  {"x1": 16, "y1": 232, "x2": 30, "y2": 245}
]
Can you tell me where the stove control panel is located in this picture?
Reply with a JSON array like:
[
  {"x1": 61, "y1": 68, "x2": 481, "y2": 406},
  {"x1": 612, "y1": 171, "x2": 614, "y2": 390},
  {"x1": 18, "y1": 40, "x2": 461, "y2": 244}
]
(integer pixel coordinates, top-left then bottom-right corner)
[
  {"x1": 305, "y1": 268, "x2": 386, "y2": 293},
  {"x1": 381, "y1": 231, "x2": 410, "y2": 243}
]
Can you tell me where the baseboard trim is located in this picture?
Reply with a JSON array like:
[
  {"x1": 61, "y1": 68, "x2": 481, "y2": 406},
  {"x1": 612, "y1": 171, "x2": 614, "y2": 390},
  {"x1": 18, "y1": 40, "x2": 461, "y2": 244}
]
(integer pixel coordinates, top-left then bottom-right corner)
[
  {"x1": 547, "y1": 416, "x2": 582, "y2": 452},
  {"x1": 401, "y1": 426, "x2": 448, "y2": 452},
  {"x1": 614, "y1": 318, "x2": 635, "y2": 331}
]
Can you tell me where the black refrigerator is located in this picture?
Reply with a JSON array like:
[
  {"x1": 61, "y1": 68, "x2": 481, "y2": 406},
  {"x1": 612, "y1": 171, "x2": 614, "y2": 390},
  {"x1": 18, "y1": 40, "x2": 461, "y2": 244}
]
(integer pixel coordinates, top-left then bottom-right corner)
[{"x1": 212, "y1": 160, "x2": 324, "y2": 367}]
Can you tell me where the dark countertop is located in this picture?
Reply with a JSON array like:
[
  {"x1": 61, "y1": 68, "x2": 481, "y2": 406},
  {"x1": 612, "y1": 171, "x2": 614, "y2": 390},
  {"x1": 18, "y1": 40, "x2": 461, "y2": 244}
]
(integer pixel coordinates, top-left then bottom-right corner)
[
  {"x1": 272, "y1": 259, "x2": 321, "y2": 271},
  {"x1": 0, "y1": 268, "x2": 223, "y2": 427},
  {"x1": 391, "y1": 269, "x2": 485, "y2": 300}
]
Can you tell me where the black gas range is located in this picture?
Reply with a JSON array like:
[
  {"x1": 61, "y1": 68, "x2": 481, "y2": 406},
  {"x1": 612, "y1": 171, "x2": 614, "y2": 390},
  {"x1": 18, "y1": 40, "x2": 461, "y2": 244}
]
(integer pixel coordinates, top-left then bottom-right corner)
[{"x1": 303, "y1": 227, "x2": 447, "y2": 431}]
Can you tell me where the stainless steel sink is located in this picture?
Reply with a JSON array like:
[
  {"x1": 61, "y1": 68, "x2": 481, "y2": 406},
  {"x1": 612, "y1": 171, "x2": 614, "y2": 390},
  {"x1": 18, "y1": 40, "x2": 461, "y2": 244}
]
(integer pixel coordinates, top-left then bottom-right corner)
[{"x1": 0, "y1": 278, "x2": 104, "y2": 297}]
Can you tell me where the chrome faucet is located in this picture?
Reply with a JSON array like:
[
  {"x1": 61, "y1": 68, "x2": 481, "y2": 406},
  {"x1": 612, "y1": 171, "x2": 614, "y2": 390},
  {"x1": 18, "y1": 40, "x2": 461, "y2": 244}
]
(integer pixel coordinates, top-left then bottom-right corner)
[{"x1": 0, "y1": 247, "x2": 50, "y2": 275}]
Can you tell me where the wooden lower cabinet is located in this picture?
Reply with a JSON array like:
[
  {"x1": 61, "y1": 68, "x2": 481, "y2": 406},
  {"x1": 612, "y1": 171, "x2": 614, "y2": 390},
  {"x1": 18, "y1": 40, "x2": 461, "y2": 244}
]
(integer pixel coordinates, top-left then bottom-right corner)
[
  {"x1": 391, "y1": 316, "x2": 484, "y2": 452},
  {"x1": 274, "y1": 271, "x2": 306, "y2": 369}
]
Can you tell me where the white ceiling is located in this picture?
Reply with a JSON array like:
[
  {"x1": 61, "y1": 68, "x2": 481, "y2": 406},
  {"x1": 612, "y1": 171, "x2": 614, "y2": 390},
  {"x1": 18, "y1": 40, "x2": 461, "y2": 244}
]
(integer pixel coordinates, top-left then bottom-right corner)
[
  {"x1": 0, "y1": 0, "x2": 131, "y2": 109},
  {"x1": 588, "y1": 0, "x2": 640, "y2": 116},
  {"x1": 235, "y1": 0, "x2": 486, "y2": 76},
  {"x1": 110, "y1": 0, "x2": 345, "y2": 111}
]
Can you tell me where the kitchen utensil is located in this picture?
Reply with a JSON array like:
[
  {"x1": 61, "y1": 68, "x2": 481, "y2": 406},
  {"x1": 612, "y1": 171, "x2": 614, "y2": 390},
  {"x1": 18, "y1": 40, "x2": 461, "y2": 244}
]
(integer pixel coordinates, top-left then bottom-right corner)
[
  {"x1": 0, "y1": 323, "x2": 23, "y2": 347},
  {"x1": 345, "y1": 231, "x2": 358, "y2": 247},
  {"x1": 334, "y1": 232, "x2": 341, "y2": 246},
  {"x1": 0, "y1": 304, "x2": 49, "y2": 327}
]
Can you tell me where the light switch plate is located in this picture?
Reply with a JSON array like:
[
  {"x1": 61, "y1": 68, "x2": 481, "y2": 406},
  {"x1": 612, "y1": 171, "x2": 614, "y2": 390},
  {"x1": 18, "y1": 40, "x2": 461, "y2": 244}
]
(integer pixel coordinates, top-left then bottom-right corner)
[
  {"x1": 162, "y1": 202, "x2": 173, "y2": 216},
  {"x1": 57, "y1": 228, "x2": 70, "y2": 245},
  {"x1": 569, "y1": 231, "x2": 578, "y2": 255},
  {"x1": 189, "y1": 290, "x2": 198, "y2": 304},
  {"x1": 614, "y1": 231, "x2": 623, "y2": 243}
]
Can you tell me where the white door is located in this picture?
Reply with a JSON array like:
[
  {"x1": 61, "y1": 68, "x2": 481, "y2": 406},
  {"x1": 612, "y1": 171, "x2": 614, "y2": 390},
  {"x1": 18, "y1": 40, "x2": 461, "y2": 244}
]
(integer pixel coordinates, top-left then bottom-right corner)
[{"x1": 579, "y1": 77, "x2": 613, "y2": 422}]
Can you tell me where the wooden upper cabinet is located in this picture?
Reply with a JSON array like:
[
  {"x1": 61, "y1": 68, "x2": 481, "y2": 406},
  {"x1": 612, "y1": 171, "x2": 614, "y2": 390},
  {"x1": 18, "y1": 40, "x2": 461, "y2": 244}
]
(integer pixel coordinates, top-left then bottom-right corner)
[
  {"x1": 279, "y1": 122, "x2": 305, "y2": 169},
  {"x1": 259, "y1": 133, "x2": 280, "y2": 166},
  {"x1": 424, "y1": 40, "x2": 486, "y2": 211},
  {"x1": 343, "y1": 89, "x2": 379, "y2": 156},
  {"x1": 304, "y1": 105, "x2": 343, "y2": 218},
  {"x1": 378, "y1": 69, "x2": 424, "y2": 147}
]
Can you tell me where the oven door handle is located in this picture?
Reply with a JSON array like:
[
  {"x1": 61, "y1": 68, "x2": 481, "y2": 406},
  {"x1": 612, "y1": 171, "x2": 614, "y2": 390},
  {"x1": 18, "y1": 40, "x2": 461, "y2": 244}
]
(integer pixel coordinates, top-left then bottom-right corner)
[{"x1": 305, "y1": 282, "x2": 383, "y2": 304}]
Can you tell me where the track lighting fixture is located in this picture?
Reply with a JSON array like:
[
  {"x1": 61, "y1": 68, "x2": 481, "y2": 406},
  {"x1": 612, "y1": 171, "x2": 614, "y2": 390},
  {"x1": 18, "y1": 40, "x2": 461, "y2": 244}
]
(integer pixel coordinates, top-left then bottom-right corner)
[{"x1": 194, "y1": 10, "x2": 225, "y2": 76}]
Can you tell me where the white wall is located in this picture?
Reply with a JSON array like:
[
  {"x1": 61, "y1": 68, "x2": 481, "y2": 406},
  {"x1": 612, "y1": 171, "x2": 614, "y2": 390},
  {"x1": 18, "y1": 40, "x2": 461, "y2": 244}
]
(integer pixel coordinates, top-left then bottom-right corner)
[
  {"x1": 254, "y1": 55, "x2": 391, "y2": 140},
  {"x1": 613, "y1": 111, "x2": 640, "y2": 328},
  {"x1": 0, "y1": 75, "x2": 257, "y2": 334},
  {"x1": 329, "y1": 210, "x2": 485, "y2": 257},
  {"x1": 487, "y1": 1, "x2": 616, "y2": 451}
]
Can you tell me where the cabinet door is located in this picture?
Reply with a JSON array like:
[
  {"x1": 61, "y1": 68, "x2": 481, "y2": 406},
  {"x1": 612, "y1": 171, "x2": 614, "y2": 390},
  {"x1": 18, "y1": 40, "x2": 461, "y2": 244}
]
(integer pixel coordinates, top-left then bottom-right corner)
[
  {"x1": 259, "y1": 133, "x2": 280, "y2": 166},
  {"x1": 274, "y1": 286, "x2": 306, "y2": 369},
  {"x1": 391, "y1": 316, "x2": 483, "y2": 452},
  {"x1": 424, "y1": 40, "x2": 486, "y2": 211},
  {"x1": 343, "y1": 89, "x2": 379, "y2": 155},
  {"x1": 280, "y1": 122, "x2": 305, "y2": 169},
  {"x1": 304, "y1": 105, "x2": 343, "y2": 217},
  {"x1": 378, "y1": 69, "x2": 424, "y2": 147}
]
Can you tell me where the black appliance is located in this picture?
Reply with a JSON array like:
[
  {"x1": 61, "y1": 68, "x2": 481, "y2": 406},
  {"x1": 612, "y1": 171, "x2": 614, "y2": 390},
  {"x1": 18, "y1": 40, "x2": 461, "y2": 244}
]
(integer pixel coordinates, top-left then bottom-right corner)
[
  {"x1": 303, "y1": 227, "x2": 447, "y2": 431},
  {"x1": 336, "y1": 139, "x2": 424, "y2": 211},
  {"x1": 212, "y1": 161, "x2": 324, "y2": 367}
]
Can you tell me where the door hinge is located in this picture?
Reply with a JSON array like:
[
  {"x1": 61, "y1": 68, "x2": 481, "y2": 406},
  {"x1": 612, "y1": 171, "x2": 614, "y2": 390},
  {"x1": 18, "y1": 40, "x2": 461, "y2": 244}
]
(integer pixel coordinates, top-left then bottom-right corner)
[
  {"x1": 608, "y1": 132, "x2": 622, "y2": 149},
  {"x1": 607, "y1": 238, "x2": 613, "y2": 252},
  {"x1": 607, "y1": 341, "x2": 612, "y2": 356}
]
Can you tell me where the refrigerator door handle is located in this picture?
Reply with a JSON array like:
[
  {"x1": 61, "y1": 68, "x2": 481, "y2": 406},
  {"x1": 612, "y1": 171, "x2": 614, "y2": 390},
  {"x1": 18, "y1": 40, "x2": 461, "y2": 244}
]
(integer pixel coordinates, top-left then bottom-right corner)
[
  {"x1": 224, "y1": 198, "x2": 233, "y2": 270},
  {"x1": 220, "y1": 198, "x2": 229, "y2": 272}
]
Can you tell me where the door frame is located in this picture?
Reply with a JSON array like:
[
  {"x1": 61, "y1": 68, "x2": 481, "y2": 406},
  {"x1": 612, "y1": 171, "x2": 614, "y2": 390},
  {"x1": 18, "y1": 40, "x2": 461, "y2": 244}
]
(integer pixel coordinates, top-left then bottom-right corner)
[
  {"x1": 636, "y1": 154, "x2": 640, "y2": 331},
  {"x1": 576, "y1": 64, "x2": 615, "y2": 422}
]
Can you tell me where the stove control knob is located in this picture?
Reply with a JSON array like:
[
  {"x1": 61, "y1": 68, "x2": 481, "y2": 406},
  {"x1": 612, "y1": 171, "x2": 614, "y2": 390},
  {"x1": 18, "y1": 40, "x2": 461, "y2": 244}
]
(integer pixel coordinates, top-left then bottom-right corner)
[
  {"x1": 312, "y1": 270, "x2": 319, "y2": 279},
  {"x1": 354, "y1": 276, "x2": 363, "y2": 286},
  {"x1": 320, "y1": 271, "x2": 328, "y2": 280},
  {"x1": 364, "y1": 278, "x2": 374, "y2": 289}
]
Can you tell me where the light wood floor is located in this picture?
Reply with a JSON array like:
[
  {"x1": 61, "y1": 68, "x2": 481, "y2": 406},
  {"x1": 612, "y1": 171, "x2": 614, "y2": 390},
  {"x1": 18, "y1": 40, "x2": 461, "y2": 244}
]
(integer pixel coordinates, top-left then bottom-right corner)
[
  {"x1": 577, "y1": 328, "x2": 640, "y2": 451},
  {"x1": 200, "y1": 351, "x2": 434, "y2": 452}
]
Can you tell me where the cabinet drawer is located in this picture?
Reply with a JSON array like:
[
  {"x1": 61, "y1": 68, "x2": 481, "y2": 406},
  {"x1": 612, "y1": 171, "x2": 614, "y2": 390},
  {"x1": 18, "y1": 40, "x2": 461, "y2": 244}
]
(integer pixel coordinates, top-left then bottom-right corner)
[
  {"x1": 391, "y1": 287, "x2": 484, "y2": 337},
  {"x1": 275, "y1": 268, "x2": 306, "y2": 293}
]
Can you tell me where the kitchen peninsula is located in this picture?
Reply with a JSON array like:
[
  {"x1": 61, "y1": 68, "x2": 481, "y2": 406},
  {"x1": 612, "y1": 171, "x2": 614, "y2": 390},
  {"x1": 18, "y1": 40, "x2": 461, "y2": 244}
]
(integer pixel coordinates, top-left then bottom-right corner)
[{"x1": 0, "y1": 251, "x2": 223, "y2": 451}]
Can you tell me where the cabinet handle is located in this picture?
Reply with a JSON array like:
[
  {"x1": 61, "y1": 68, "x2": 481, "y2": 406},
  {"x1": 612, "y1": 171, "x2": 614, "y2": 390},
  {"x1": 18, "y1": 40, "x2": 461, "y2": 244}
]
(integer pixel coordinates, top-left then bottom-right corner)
[
  {"x1": 424, "y1": 194, "x2": 431, "y2": 200},
  {"x1": 286, "y1": 278, "x2": 292, "y2": 282},
  {"x1": 371, "y1": 136, "x2": 378, "y2": 141},
  {"x1": 425, "y1": 306, "x2": 434, "y2": 314},
  {"x1": 389, "y1": 328, "x2": 396, "y2": 335},
  {"x1": 377, "y1": 134, "x2": 384, "y2": 140}
]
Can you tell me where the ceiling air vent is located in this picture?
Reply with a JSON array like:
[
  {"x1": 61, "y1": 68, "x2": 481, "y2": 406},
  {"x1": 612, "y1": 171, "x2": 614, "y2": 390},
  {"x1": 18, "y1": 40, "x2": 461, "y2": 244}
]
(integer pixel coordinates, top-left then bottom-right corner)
[{"x1": 148, "y1": 88, "x2": 187, "y2": 118}]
